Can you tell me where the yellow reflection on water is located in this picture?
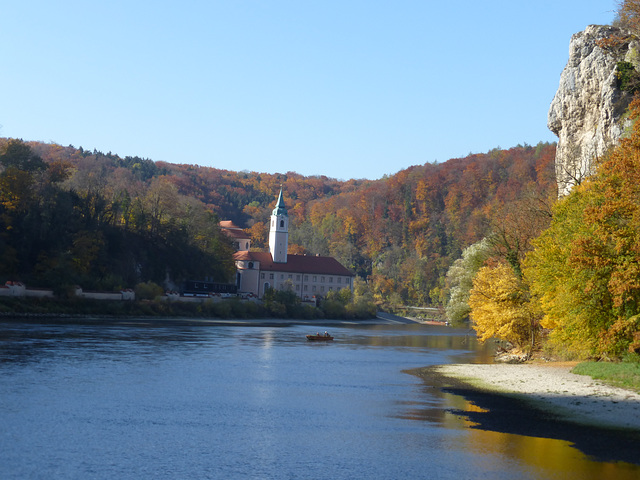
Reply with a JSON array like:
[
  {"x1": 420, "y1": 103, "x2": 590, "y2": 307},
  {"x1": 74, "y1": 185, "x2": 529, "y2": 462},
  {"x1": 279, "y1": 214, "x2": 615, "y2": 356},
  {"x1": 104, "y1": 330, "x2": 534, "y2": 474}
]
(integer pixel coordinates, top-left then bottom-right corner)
[
  {"x1": 446, "y1": 397, "x2": 640, "y2": 480},
  {"x1": 349, "y1": 325, "x2": 495, "y2": 360}
]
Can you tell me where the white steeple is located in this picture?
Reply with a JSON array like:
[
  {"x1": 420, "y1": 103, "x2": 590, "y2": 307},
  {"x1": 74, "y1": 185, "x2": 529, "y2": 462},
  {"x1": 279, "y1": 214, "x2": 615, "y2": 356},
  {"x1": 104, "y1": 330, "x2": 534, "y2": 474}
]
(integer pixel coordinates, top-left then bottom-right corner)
[{"x1": 269, "y1": 188, "x2": 288, "y2": 263}]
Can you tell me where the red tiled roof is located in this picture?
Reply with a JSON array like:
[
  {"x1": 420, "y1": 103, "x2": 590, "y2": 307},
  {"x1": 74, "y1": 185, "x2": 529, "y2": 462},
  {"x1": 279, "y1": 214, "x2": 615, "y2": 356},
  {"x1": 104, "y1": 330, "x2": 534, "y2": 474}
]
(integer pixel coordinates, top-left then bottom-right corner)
[
  {"x1": 219, "y1": 220, "x2": 239, "y2": 228},
  {"x1": 234, "y1": 251, "x2": 354, "y2": 276},
  {"x1": 220, "y1": 220, "x2": 250, "y2": 240},
  {"x1": 225, "y1": 229, "x2": 251, "y2": 240},
  {"x1": 233, "y1": 251, "x2": 253, "y2": 261}
]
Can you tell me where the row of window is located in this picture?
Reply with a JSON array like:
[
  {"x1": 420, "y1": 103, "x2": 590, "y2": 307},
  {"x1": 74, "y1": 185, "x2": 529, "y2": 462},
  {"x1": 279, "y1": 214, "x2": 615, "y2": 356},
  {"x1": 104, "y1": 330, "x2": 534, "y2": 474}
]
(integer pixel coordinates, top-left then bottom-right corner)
[
  {"x1": 298, "y1": 284, "x2": 330, "y2": 293},
  {"x1": 260, "y1": 273, "x2": 349, "y2": 285}
]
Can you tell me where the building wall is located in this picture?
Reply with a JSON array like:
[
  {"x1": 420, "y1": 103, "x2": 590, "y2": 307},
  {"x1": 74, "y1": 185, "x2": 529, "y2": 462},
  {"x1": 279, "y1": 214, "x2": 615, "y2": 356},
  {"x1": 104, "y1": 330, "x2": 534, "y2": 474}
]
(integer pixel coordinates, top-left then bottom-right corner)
[
  {"x1": 0, "y1": 283, "x2": 54, "y2": 298},
  {"x1": 235, "y1": 239, "x2": 251, "y2": 251},
  {"x1": 236, "y1": 260, "x2": 261, "y2": 295},
  {"x1": 258, "y1": 270, "x2": 353, "y2": 299},
  {"x1": 268, "y1": 215, "x2": 288, "y2": 263},
  {"x1": 24, "y1": 288, "x2": 55, "y2": 298}
]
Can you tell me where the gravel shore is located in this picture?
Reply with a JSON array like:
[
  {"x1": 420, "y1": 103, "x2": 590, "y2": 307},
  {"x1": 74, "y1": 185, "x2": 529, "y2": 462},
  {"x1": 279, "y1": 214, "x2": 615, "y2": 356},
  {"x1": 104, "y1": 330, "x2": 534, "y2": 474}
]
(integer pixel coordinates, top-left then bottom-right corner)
[{"x1": 435, "y1": 363, "x2": 640, "y2": 430}]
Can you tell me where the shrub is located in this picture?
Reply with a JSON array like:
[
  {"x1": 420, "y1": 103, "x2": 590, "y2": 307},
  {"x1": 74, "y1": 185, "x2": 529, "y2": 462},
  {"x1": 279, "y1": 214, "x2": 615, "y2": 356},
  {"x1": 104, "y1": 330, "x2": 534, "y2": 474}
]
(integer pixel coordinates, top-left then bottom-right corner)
[
  {"x1": 134, "y1": 281, "x2": 164, "y2": 300},
  {"x1": 617, "y1": 61, "x2": 640, "y2": 93}
]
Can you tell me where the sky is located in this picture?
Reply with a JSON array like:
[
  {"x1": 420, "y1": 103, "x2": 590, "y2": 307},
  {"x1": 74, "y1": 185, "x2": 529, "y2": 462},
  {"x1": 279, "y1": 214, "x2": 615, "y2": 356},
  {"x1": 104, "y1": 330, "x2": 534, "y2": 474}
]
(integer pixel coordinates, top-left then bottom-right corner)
[{"x1": 1, "y1": 1, "x2": 617, "y2": 180}]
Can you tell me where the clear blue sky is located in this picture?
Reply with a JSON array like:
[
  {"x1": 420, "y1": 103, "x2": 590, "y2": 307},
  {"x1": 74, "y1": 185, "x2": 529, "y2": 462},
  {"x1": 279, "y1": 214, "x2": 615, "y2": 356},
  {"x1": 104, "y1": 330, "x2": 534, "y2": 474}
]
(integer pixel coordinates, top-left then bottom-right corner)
[{"x1": 1, "y1": 1, "x2": 617, "y2": 180}]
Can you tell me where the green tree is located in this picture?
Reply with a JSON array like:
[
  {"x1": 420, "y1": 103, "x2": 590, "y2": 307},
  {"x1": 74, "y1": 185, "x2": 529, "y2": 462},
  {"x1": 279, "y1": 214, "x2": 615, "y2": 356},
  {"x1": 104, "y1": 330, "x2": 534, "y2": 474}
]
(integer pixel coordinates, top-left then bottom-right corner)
[
  {"x1": 444, "y1": 238, "x2": 491, "y2": 325},
  {"x1": 0, "y1": 139, "x2": 46, "y2": 172}
]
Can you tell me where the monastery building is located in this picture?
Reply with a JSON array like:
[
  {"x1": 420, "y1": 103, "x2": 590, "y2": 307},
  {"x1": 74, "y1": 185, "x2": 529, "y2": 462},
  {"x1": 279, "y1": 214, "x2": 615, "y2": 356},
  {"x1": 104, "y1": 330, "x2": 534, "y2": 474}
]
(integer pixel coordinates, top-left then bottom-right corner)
[{"x1": 220, "y1": 190, "x2": 355, "y2": 299}]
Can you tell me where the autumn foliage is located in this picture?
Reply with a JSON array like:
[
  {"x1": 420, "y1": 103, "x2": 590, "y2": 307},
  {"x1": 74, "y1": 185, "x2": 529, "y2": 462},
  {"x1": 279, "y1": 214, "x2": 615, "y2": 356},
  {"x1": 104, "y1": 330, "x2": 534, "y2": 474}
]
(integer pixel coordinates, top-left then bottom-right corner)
[
  {"x1": 525, "y1": 97, "x2": 640, "y2": 358},
  {"x1": 0, "y1": 137, "x2": 556, "y2": 306},
  {"x1": 0, "y1": 139, "x2": 236, "y2": 292},
  {"x1": 468, "y1": 263, "x2": 540, "y2": 351}
]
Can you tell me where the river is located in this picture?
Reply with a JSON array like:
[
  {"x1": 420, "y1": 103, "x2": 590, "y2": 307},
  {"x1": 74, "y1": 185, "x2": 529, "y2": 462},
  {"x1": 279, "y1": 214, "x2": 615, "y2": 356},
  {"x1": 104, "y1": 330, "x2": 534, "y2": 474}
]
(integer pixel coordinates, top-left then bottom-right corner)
[{"x1": 1, "y1": 320, "x2": 639, "y2": 479}]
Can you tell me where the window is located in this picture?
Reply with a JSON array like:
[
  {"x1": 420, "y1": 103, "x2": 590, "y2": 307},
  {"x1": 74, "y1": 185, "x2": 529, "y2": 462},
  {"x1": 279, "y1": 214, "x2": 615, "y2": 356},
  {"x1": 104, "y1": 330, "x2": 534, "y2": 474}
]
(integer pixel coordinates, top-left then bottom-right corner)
[
  {"x1": 295, "y1": 285, "x2": 300, "y2": 290},
  {"x1": 304, "y1": 275, "x2": 308, "y2": 281},
  {"x1": 269, "y1": 273, "x2": 274, "y2": 280},
  {"x1": 313, "y1": 276, "x2": 317, "y2": 282},
  {"x1": 296, "y1": 275, "x2": 300, "y2": 281},
  {"x1": 248, "y1": 262, "x2": 254, "y2": 269},
  {"x1": 261, "y1": 273, "x2": 265, "y2": 279},
  {"x1": 337, "y1": 277, "x2": 342, "y2": 284},
  {"x1": 280, "y1": 274, "x2": 284, "y2": 280},
  {"x1": 329, "y1": 277, "x2": 333, "y2": 283},
  {"x1": 312, "y1": 285, "x2": 317, "y2": 292},
  {"x1": 288, "y1": 274, "x2": 292, "y2": 279},
  {"x1": 280, "y1": 220, "x2": 284, "y2": 228},
  {"x1": 329, "y1": 287, "x2": 333, "y2": 291},
  {"x1": 320, "y1": 286, "x2": 325, "y2": 292},
  {"x1": 304, "y1": 285, "x2": 308, "y2": 291},
  {"x1": 321, "y1": 276, "x2": 325, "y2": 283}
]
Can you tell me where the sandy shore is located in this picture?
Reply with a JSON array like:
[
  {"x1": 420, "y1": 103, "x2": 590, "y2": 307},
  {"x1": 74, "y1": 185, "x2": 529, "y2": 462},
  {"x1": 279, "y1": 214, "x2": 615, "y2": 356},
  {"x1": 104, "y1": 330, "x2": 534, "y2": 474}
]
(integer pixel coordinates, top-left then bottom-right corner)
[{"x1": 435, "y1": 363, "x2": 640, "y2": 430}]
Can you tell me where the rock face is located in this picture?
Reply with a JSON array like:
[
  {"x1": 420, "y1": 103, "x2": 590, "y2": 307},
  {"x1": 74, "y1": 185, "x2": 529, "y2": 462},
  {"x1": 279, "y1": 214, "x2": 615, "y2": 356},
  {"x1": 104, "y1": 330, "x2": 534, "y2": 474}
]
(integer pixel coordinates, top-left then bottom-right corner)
[{"x1": 548, "y1": 25, "x2": 638, "y2": 196}]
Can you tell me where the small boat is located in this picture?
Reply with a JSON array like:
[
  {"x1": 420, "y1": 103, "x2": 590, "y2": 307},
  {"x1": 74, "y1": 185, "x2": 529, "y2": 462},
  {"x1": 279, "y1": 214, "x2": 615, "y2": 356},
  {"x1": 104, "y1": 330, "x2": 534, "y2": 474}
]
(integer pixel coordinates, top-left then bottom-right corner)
[{"x1": 306, "y1": 333, "x2": 334, "y2": 342}]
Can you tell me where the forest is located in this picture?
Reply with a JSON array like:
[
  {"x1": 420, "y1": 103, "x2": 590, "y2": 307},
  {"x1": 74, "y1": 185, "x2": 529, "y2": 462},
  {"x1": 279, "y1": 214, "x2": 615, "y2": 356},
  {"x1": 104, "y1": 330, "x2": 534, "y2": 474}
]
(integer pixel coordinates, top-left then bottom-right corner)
[
  {"x1": 0, "y1": 137, "x2": 556, "y2": 309},
  {"x1": 447, "y1": 1, "x2": 640, "y2": 362},
  {"x1": 0, "y1": 139, "x2": 236, "y2": 295},
  {"x1": 454, "y1": 98, "x2": 640, "y2": 361}
]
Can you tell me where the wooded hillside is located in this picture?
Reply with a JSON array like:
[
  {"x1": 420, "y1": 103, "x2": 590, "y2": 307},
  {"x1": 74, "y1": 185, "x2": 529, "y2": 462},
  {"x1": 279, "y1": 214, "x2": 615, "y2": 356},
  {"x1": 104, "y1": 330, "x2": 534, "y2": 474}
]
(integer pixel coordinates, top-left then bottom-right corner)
[{"x1": 0, "y1": 137, "x2": 556, "y2": 304}]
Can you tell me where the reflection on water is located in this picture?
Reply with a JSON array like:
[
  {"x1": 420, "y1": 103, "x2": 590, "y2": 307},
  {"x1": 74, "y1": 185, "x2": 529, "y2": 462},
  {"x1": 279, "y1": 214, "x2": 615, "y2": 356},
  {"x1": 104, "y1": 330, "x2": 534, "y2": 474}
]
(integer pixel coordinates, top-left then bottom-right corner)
[
  {"x1": 0, "y1": 321, "x2": 638, "y2": 480},
  {"x1": 399, "y1": 389, "x2": 640, "y2": 480},
  {"x1": 334, "y1": 324, "x2": 497, "y2": 364}
]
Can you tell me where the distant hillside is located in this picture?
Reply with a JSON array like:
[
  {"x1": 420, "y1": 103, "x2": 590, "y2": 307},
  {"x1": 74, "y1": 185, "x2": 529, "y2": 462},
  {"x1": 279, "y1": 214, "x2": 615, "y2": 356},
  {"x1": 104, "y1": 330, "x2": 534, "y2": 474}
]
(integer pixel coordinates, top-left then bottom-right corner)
[
  {"x1": 0, "y1": 138, "x2": 556, "y2": 305},
  {"x1": 17, "y1": 140, "x2": 366, "y2": 225}
]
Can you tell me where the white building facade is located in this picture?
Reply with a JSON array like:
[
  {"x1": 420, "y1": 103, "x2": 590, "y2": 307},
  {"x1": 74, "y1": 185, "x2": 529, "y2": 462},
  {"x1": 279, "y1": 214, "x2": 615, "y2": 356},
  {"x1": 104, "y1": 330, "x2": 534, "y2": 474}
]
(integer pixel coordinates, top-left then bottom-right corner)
[{"x1": 230, "y1": 189, "x2": 354, "y2": 299}]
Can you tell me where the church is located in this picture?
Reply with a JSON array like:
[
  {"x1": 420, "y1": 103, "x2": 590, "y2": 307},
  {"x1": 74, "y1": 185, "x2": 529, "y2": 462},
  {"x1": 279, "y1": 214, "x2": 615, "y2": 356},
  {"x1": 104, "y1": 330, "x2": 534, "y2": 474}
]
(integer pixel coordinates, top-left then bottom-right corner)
[{"x1": 220, "y1": 190, "x2": 355, "y2": 300}]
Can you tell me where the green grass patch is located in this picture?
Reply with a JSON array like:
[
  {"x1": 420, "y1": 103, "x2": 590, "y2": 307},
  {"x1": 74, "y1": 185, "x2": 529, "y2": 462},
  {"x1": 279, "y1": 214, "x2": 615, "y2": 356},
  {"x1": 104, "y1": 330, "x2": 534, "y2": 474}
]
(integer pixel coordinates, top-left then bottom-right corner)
[{"x1": 572, "y1": 361, "x2": 640, "y2": 393}]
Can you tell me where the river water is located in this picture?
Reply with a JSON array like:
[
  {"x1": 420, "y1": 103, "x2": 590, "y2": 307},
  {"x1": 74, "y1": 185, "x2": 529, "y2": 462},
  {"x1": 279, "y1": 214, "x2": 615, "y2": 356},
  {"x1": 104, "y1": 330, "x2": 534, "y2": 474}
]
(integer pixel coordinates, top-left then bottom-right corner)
[{"x1": 1, "y1": 321, "x2": 639, "y2": 479}]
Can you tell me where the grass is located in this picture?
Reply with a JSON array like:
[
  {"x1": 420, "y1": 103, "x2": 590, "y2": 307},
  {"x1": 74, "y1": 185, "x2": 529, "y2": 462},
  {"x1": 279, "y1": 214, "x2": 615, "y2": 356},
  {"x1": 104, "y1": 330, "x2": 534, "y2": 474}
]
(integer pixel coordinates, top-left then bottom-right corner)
[{"x1": 572, "y1": 361, "x2": 640, "y2": 393}]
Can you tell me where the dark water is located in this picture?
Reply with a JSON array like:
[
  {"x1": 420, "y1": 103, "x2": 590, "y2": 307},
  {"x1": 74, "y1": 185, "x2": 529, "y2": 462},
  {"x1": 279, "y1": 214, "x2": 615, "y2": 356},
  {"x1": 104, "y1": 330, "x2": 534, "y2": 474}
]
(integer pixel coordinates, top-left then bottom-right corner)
[{"x1": 0, "y1": 321, "x2": 638, "y2": 480}]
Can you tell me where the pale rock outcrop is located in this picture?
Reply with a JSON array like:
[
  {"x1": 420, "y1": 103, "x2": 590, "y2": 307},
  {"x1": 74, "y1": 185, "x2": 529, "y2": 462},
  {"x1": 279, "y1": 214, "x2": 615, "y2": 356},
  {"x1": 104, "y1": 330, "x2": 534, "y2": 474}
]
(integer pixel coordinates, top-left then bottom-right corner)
[{"x1": 548, "y1": 25, "x2": 639, "y2": 196}]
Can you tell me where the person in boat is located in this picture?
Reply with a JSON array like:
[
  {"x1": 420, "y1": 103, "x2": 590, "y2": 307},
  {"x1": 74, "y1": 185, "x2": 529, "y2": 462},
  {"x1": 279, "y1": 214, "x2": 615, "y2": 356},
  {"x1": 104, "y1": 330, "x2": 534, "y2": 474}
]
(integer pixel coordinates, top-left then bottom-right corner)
[{"x1": 324, "y1": 331, "x2": 329, "y2": 337}]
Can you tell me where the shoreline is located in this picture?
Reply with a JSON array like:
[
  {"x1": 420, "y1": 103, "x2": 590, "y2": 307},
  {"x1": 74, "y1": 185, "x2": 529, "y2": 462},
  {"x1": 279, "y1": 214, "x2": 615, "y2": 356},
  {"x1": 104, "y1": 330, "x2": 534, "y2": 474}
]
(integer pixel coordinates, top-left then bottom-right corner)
[
  {"x1": 407, "y1": 362, "x2": 640, "y2": 465},
  {"x1": 422, "y1": 362, "x2": 640, "y2": 430},
  {"x1": 410, "y1": 362, "x2": 640, "y2": 464},
  {"x1": 0, "y1": 313, "x2": 418, "y2": 328}
]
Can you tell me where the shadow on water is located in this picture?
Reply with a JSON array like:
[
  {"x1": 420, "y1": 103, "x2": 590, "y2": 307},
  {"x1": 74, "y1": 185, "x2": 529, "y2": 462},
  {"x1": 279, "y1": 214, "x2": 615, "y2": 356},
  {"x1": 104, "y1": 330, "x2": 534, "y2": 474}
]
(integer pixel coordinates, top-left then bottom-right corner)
[{"x1": 407, "y1": 365, "x2": 640, "y2": 467}]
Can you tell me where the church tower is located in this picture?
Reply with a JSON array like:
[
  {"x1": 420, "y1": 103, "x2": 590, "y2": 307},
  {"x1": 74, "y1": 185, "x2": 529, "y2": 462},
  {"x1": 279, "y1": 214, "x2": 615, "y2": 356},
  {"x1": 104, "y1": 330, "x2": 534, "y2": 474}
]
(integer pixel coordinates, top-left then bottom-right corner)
[{"x1": 269, "y1": 188, "x2": 288, "y2": 263}]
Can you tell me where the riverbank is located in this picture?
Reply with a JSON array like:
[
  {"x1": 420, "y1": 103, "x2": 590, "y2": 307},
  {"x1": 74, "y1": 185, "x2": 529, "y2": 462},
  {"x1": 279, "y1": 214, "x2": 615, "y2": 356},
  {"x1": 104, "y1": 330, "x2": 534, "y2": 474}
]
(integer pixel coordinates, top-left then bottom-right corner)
[
  {"x1": 0, "y1": 295, "x2": 380, "y2": 323},
  {"x1": 0, "y1": 312, "x2": 417, "y2": 327},
  {"x1": 421, "y1": 362, "x2": 640, "y2": 430}
]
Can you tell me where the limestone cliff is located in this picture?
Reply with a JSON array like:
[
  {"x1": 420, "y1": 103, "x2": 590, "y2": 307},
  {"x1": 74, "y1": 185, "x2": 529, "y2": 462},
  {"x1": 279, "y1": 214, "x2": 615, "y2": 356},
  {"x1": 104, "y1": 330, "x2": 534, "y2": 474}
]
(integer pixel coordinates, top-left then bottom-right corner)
[{"x1": 548, "y1": 24, "x2": 639, "y2": 196}]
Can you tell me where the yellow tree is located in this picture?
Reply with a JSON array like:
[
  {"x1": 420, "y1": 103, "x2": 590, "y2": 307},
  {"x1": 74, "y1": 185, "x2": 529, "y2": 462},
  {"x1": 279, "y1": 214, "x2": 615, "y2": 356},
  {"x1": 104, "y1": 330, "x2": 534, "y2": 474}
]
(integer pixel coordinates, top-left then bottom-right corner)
[
  {"x1": 247, "y1": 221, "x2": 267, "y2": 250},
  {"x1": 468, "y1": 263, "x2": 541, "y2": 352},
  {"x1": 523, "y1": 189, "x2": 605, "y2": 358},
  {"x1": 525, "y1": 97, "x2": 640, "y2": 358}
]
